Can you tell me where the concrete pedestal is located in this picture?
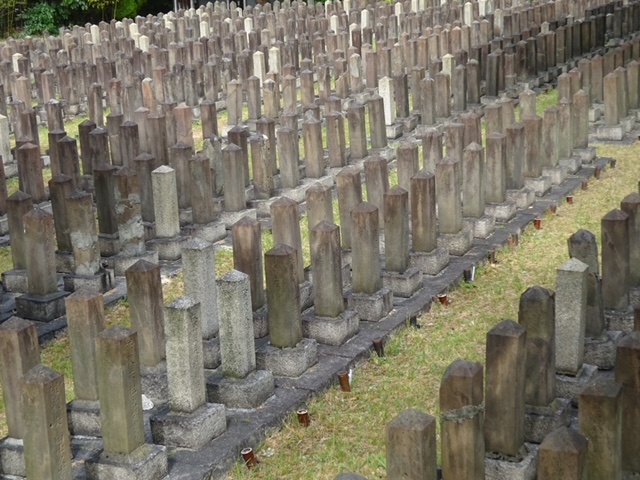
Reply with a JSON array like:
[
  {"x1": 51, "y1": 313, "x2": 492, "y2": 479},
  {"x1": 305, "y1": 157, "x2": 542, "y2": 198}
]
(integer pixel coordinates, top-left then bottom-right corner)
[
  {"x1": 485, "y1": 443, "x2": 539, "y2": 480},
  {"x1": 382, "y1": 267, "x2": 424, "y2": 298},
  {"x1": 437, "y1": 224, "x2": 474, "y2": 256},
  {"x1": 15, "y1": 290, "x2": 69, "y2": 322},
  {"x1": 68, "y1": 399, "x2": 101, "y2": 437},
  {"x1": 346, "y1": 287, "x2": 393, "y2": 322},
  {"x1": 1, "y1": 270, "x2": 28, "y2": 293},
  {"x1": 524, "y1": 176, "x2": 552, "y2": 197},
  {"x1": 146, "y1": 235, "x2": 188, "y2": 261},
  {"x1": 485, "y1": 201, "x2": 517, "y2": 223},
  {"x1": 556, "y1": 364, "x2": 598, "y2": 404},
  {"x1": 409, "y1": 247, "x2": 449, "y2": 275},
  {"x1": 111, "y1": 250, "x2": 158, "y2": 276},
  {"x1": 256, "y1": 338, "x2": 319, "y2": 377},
  {"x1": 202, "y1": 336, "x2": 221, "y2": 370},
  {"x1": 86, "y1": 443, "x2": 168, "y2": 480},
  {"x1": 206, "y1": 369, "x2": 275, "y2": 409},
  {"x1": 523, "y1": 398, "x2": 572, "y2": 444},
  {"x1": 584, "y1": 330, "x2": 624, "y2": 370},
  {"x1": 63, "y1": 270, "x2": 113, "y2": 294},
  {"x1": 150, "y1": 403, "x2": 226, "y2": 449},
  {"x1": 301, "y1": 308, "x2": 360, "y2": 346},
  {"x1": 465, "y1": 215, "x2": 496, "y2": 239},
  {"x1": 506, "y1": 188, "x2": 535, "y2": 209}
]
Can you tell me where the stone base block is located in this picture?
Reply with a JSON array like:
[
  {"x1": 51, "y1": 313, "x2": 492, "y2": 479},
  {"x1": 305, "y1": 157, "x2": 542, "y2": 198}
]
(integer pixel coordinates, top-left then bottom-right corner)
[
  {"x1": 206, "y1": 369, "x2": 275, "y2": 409},
  {"x1": 401, "y1": 115, "x2": 419, "y2": 132},
  {"x1": 55, "y1": 250, "x2": 75, "y2": 274},
  {"x1": 506, "y1": 188, "x2": 535, "y2": 209},
  {"x1": 382, "y1": 267, "x2": 423, "y2": 298},
  {"x1": 621, "y1": 115, "x2": 636, "y2": 133},
  {"x1": 346, "y1": 288, "x2": 393, "y2": 322},
  {"x1": 218, "y1": 208, "x2": 257, "y2": 228},
  {"x1": 145, "y1": 235, "x2": 188, "y2": 261},
  {"x1": 596, "y1": 124, "x2": 624, "y2": 141},
  {"x1": 301, "y1": 308, "x2": 360, "y2": 346},
  {"x1": 542, "y1": 166, "x2": 567, "y2": 185},
  {"x1": 15, "y1": 290, "x2": 69, "y2": 322},
  {"x1": 524, "y1": 176, "x2": 552, "y2": 197},
  {"x1": 409, "y1": 247, "x2": 449, "y2": 275},
  {"x1": 202, "y1": 336, "x2": 221, "y2": 370},
  {"x1": 589, "y1": 107, "x2": 602, "y2": 122},
  {"x1": 437, "y1": 224, "x2": 474, "y2": 256},
  {"x1": 253, "y1": 307, "x2": 269, "y2": 338},
  {"x1": 574, "y1": 147, "x2": 597, "y2": 164},
  {"x1": 68, "y1": 399, "x2": 101, "y2": 437},
  {"x1": 584, "y1": 330, "x2": 623, "y2": 370},
  {"x1": 370, "y1": 146, "x2": 396, "y2": 162},
  {"x1": 386, "y1": 123, "x2": 403, "y2": 139},
  {"x1": 111, "y1": 250, "x2": 159, "y2": 276},
  {"x1": 256, "y1": 338, "x2": 319, "y2": 377},
  {"x1": 1, "y1": 270, "x2": 28, "y2": 293},
  {"x1": 622, "y1": 471, "x2": 640, "y2": 480},
  {"x1": 183, "y1": 221, "x2": 227, "y2": 243},
  {"x1": 0, "y1": 437, "x2": 24, "y2": 477},
  {"x1": 559, "y1": 156, "x2": 582, "y2": 174},
  {"x1": 606, "y1": 308, "x2": 634, "y2": 332},
  {"x1": 98, "y1": 232, "x2": 120, "y2": 257},
  {"x1": 485, "y1": 200, "x2": 517, "y2": 223},
  {"x1": 150, "y1": 403, "x2": 226, "y2": 449},
  {"x1": 0, "y1": 216, "x2": 7, "y2": 235},
  {"x1": 300, "y1": 279, "x2": 314, "y2": 311},
  {"x1": 465, "y1": 215, "x2": 496, "y2": 239},
  {"x1": 524, "y1": 398, "x2": 572, "y2": 444},
  {"x1": 485, "y1": 443, "x2": 539, "y2": 480},
  {"x1": 86, "y1": 443, "x2": 167, "y2": 480},
  {"x1": 63, "y1": 269, "x2": 113, "y2": 294},
  {"x1": 141, "y1": 363, "x2": 169, "y2": 405},
  {"x1": 556, "y1": 363, "x2": 598, "y2": 404}
]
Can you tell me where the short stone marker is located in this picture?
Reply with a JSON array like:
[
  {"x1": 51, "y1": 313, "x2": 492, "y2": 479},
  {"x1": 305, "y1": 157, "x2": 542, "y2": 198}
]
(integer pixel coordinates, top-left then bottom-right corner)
[
  {"x1": 151, "y1": 297, "x2": 226, "y2": 449},
  {"x1": 386, "y1": 409, "x2": 437, "y2": 480},
  {"x1": 537, "y1": 427, "x2": 588, "y2": 480},
  {"x1": 208, "y1": 270, "x2": 275, "y2": 408}
]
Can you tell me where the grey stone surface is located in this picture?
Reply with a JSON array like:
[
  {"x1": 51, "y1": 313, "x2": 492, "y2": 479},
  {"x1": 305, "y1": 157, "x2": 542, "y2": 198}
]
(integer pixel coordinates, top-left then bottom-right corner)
[
  {"x1": 409, "y1": 247, "x2": 449, "y2": 275},
  {"x1": 556, "y1": 364, "x2": 598, "y2": 404},
  {"x1": 555, "y1": 258, "x2": 589, "y2": 375},
  {"x1": 256, "y1": 338, "x2": 319, "y2": 377},
  {"x1": 217, "y1": 270, "x2": 256, "y2": 379},
  {"x1": 202, "y1": 337, "x2": 221, "y2": 370},
  {"x1": 150, "y1": 403, "x2": 226, "y2": 449},
  {"x1": 86, "y1": 443, "x2": 167, "y2": 480},
  {"x1": 437, "y1": 224, "x2": 474, "y2": 256},
  {"x1": 382, "y1": 267, "x2": 424, "y2": 298},
  {"x1": 15, "y1": 291, "x2": 69, "y2": 322},
  {"x1": 523, "y1": 398, "x2": 572, "y2": 444},
  {"x1": 506, "y1": 188, "x2": 536, "y2": 209},
  {"x1": 485, "y1": 444, "x2": 539, "y2": 480},
  {"x1": 346, "y1": 288, "x2": 393, "y2": 322},
  {"x1": 302, "y1": 309, "x2": 360, "y2": 346},
  {"x1": 584, "y1": 330, "x2": 623, "y2": 370},
  {"x1": 466, "y1": 215, "x2": 496, "y2": 239},
  {"x1": 1, "y1": 270, "x2": 28, "y2": 293},
  {"x1": 206, "y1": 369, "x2": 275, "y2": 409},
  {"x1": 524, "y1": 176, "x2": 552, "y2": 197},
  {"x1": 0, "y1": 436, "x2": 25, "y2": 477},
  {"x1": 67, "y1": 399, "x2": 101, "y2": 437}
]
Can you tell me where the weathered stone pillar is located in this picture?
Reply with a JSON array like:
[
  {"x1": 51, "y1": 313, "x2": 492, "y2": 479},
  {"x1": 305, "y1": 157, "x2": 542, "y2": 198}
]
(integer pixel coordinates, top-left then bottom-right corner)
[
  {"x1": 579, "y1": 380, "x2": 622, "y2": 479},
  {"x1": 386, "y1": 409, "x2": 437, "y2": 480},
  {"x1": 485, "y1": 320, "x2": 526, "y2": 456},
  {"x1": 21, "y1": 365, "x2": 72, "y2": 480},
  {"x1": 440, "y1": 360, "x2": 484, "y2": 480},
  {"x1": 232, "y1": 217, "x2": 265, "y2": 311},
  {"x1": 0, "y1": 318, "x2": 40, "y2": 439},
  {"x1": 538, "y1": 427, "x2": 588, "y2": 480},
  {"x1": 601, "y1": 209, "x2": 629, "y2": 310},
  {"x1": 271, "y1": 197, "x2": 305, "y2": 282},
  {"x1": 615, "y1": 332, "x2": 640, "y2": 474},
  {"x1": 336, "y1": 167, "x2": 363, "y2": 250},
  {"x1": 124, "y1": 260, "x2": 165, "y2": 367}
]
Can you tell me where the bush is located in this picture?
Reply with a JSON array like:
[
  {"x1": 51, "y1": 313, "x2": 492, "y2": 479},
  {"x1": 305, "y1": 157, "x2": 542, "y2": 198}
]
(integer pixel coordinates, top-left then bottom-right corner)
[{"x1": 18, "y1": 2, "x2": 59, "y2": 35}]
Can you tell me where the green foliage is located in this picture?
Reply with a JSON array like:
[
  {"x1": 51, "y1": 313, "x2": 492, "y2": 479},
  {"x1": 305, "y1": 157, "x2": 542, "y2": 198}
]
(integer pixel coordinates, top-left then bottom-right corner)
[{"x1": 18, "y1": 2, "x2": 59, "y2": 35}]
